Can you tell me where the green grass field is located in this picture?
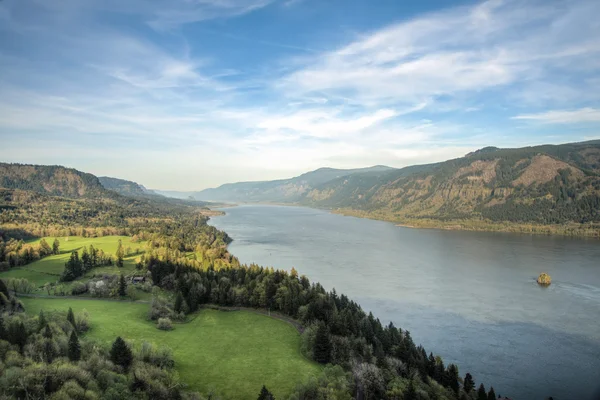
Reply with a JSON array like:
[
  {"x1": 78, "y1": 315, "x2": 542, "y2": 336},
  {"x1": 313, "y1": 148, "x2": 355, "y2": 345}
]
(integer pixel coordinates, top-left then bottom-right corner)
[
  {"x1": 0, "y1": 236, "x2": 144, "y2": 286},
  {"x1": 22, "y1": 298, "x2": 320, "y2": 399}
]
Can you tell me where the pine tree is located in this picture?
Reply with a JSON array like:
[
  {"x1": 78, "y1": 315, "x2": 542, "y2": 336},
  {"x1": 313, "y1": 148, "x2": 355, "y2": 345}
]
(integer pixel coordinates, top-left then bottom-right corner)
[
  {"x1": 313, "y1": 322, "x2": 332, "y2": 364},
  {"x1": 89, "y1": 244, "x2": 97, "y2": 267},
  {"x1": 68, "y1": 331, "x2": 81, "y2": 361},
  {"x1": 118, "y1": 274, "x2": 127, "y2": 297},
  {"x1": 487, "y1": 386, "x2": 496, "y2": 400},
  {"x1": 81, "y1": 246, "x2": 92, "y2": 272},
  {"x1": 447, "y1": 363, "x2": 460, "y2": 394},
  {"x1": 43, "y1": 324, "x2": 53, "y2": 339},
  {"x1": 43, "y1": 338, "x2": 55, "y2": 363},
  {"x1": 62, "y1": 251, "x2": 82, "y2": 281},
  {"x1": 464, "y1": 372, "x2": 475, "y2": 393},
  {"x1": 0, "y1": 279, "x2": 8, "y2": 298},
  {"x1": 0, "y1": 315, "x2": 6, "y2": 340},
  {"x1": 116, "y1": 239, "x2": 124, "y2": 268},
  {"x1": 67, "y1": 307, "x2": 76, "y2": 328},
  {"x1": 110, "y1": 336, "x2": 133, "y2": 370},
  {"x1": 477, "y1": 383, "x2": 487, "y2": 400},
  {"x1": 174, "y1": 291, "x2": 184, "y2": 313},
  {"x1": 39, "y1": 238, "x2": 52, "y2": 256},
  {"x1": 257, "y1": 385, "x2": 275, "y2": 400},
  {"x1": 52, "y1": 238, "x2": 60, "y2": 255},
  {"x1": 404, "y1": 379, "x2": 417, "y2": 400},
  {"x1": 9, "y1": 321, "x2": 27, "y2": 352},
  {"x1": 38, "y1": 310, "x2": 47, "y2": 331}
]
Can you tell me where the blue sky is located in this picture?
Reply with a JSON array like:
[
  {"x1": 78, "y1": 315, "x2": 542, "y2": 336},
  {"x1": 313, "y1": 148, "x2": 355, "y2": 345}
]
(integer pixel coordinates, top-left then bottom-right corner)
[{"x1": 0, "y1": 0, "x2": 599, "y2": 190}]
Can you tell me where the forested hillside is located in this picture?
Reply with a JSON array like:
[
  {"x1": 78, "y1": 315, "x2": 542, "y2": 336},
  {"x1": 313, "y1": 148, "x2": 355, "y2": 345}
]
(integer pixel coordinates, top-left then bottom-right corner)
[
  {"x1": 194, "y1": 165, "x2": 395, "y2": 202},
  {"x1": 99, "y1": 176, "x2": 154, "y2": 197},
  {"x1": 305, "y1": 141, "x2": 600, "y2": 230},
  {"x1": 0, "y1": 163, "x2": 108, "y2": 198},
  {"x1": 193, "y1": 140, "x2": 600, "y2": 235}
]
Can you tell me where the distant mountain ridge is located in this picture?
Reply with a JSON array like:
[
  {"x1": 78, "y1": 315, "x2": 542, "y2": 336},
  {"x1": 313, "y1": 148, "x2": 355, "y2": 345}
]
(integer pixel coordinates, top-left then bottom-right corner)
[
  {"x1": 98, "y1": 176, "x2": 155, "y2": 197},
  {"x1": 193, "y1": 165, "x2": 396, "y2": 202},
  {"x1": 187, "y1": 141, "x2": 600, "y2": 231}
]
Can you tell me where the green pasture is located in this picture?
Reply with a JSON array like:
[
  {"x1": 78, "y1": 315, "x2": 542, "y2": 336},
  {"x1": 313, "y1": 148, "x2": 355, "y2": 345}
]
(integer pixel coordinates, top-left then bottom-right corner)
[
  {"x1": 0, "y1": 236, "x2": 144, "y2": 286},
  {"x1": 22, "y1": 297, "x2": 320, "y2": 399}
]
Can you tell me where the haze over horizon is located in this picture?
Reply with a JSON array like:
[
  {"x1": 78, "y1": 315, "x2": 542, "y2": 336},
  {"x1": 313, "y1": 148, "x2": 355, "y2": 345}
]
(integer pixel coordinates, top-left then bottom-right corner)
[{"x1": 1, "y1": 0, "x2": 599, "y2": 190}]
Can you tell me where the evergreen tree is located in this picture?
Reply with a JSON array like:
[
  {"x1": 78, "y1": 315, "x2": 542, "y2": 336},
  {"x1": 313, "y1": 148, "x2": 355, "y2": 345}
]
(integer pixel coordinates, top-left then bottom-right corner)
[
  {"x1": 404, "y1": 379, "x2": 417, "y2": 400},
  {"x1": 39, "y1": 238, "x2": 52, "y2": 256},
  {"x1": 110, "y1": 336, "x2": 133, "y2": 370},
  {"x1": 81, "y1": 246, "x2": 92, "y2": 272},
  {"x1": 67, "y1": 307, "x2": 76, "y2": 328},
  {"x1": 43, "y1": 338, "x2": 55, "y2": 363},
  {"x1": 0, "y1": 315, "x2": 6, "y2": 340},
  {"x1": 116, "y1": 239, "x2": 124, "y2": 268},
  {"x1": 89, "y1": 244, "x2": 98, "y2": 267},
  {"x1": 38, "y1": 310, "x2": 47, "y2": 331},
  {"x1": 118, "y1": 274, "x2": 127, "y2": 297},
  {"x1": 0, "y1": 279, "x2": 8, "y2": 298},
  {"x1": 487, "y1": 387, "x2": 496, "y2": 400},
  {"x1": 61, "y1": 251, "x2": 82, "y2": 281},
  {"x1": 257, "y1": 385, "x2": 275, "y2": 400},
  {"x1": 8, "y1": 321, "x2": 27, "y2": 352},
  {"x1": 447, "y1": 363, "x2": 460, "y2": 394},
  {"x1": 68, "y1": 331, "x2": 81, "y2": 361},
  {"x1": 43, "y1": 324, "x2": 53, "y2": 339},
  {"x1": 313, "y1": 322, "x2": 332, "y2": 364},
  {"x1": 174, "y1": 291, "x2": 184, "y2": 313},
  {"x1": 477, "y1": 384, "x2": 487, "y2": 400},
  {"x1": 464, "y1": 372, "x2": 475, "y2": 393},
  {"x1": 52, "y1": 238, "x2": 60, "y2": 255}
]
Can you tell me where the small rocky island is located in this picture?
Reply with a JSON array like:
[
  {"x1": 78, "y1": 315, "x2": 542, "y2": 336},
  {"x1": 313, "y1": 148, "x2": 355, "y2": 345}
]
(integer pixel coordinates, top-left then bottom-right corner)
[{"x1": 537, "y1": 273, "x2": 552, "y2": 286}]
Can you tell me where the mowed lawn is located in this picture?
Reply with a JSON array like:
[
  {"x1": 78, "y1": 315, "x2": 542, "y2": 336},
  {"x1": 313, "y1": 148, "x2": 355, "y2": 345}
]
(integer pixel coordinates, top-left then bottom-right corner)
[
  {"x1": 22, "y1": 298, "x2": 321, "y2": 399},
  {"x1": 0, "y1": 236, "x2": 144, "y2": 286}
]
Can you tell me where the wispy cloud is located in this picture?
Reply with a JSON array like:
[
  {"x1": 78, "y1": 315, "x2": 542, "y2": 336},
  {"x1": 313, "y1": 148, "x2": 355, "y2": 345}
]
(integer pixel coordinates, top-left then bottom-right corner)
[
  {"x1": 513, "y1": 108, "x2": 600, "y2": 124},
  {"x1": 0, "y1": 0, "x2": 598, "y2": 189},
  {"x1": 278, "y1": 0, "x2": 600, "y2": 109}
]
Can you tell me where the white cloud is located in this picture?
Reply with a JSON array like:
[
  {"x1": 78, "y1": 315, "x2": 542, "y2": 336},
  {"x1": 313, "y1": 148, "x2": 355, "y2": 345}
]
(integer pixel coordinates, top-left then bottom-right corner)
[
  {"x1": 513, "y1": 108, "x2": 600, "y2": 124},
  {"x1": 1, "y1": 0, "x2": 599, "y2": 190},
  {"x1": 279, "y1": 0, "x2": 600, "y2": 108}
]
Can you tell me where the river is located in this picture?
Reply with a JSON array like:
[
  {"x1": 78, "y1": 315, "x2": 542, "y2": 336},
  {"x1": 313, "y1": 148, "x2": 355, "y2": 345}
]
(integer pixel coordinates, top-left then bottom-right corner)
[{"x1": 209, "y1": 204, "x2": 600, "y2": 400}]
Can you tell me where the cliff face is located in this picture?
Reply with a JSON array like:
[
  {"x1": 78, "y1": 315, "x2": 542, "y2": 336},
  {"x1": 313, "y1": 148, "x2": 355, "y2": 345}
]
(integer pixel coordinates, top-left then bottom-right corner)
[
  {"x1": 304, "y1": 141, "x2": 600, "y2": 225},
  {"x1": 0, "y1": 163, "x2": 107, "y2": 198}
]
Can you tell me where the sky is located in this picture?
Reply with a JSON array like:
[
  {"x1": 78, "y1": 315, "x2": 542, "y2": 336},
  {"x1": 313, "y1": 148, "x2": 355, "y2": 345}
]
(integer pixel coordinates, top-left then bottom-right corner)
[{"x1": 0, "y1": 0, "x2": 599, "y2": 190}]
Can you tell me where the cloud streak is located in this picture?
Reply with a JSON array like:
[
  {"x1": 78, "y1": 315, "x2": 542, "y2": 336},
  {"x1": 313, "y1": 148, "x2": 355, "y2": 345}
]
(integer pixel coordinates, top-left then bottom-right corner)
[
  {"x1": 0, "y1": 0, "x2": 599, "y2": 189},
  {"x1": 513, "y1": 108, "x2": 600, "y2": 124}
]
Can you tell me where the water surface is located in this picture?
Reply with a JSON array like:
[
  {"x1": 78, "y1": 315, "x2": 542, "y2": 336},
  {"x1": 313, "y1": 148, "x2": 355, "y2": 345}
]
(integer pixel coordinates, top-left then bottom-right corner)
[{"x1": 210, "y1": 205, "x2": 600, "y2": 400}]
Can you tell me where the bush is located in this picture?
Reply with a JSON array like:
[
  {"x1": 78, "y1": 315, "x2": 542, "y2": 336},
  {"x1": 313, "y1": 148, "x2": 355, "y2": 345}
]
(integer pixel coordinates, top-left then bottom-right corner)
[
  {"x1": 75, "y1": 309, "x2": 90, "y2": 333},
  {"x1": 71, "y1": 282, "x2": 88, "y2": 295},
  {"x1": 157, "y1": 318, "x2": 172, "y2": 331}
]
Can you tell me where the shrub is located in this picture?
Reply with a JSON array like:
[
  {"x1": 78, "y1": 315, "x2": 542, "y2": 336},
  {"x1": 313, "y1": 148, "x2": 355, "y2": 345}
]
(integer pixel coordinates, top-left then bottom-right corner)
[
  {"x1": 71, "y1": 282, "x2": 88, "y2": 295},
  {"x1": 157, "y1": 318, "x2": 172, "y2": 331},
  {"x1": 75, "y1": 310, "x2": 90, "y2": 333}
]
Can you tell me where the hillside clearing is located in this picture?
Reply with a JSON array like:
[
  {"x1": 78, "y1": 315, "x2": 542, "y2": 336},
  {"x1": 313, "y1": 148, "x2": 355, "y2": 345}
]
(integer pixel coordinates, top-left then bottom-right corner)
[{"x1": 22, "y1": 297, "x2": 320, "y2": 399}]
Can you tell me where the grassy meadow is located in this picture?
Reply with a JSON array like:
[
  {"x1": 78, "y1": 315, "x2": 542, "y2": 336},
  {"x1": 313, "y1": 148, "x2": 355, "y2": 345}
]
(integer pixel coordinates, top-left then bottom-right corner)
[
  {"x1": 0, "y1": 236, "x2": 144, "y2": 286},
  {"x1": 22, "y1": 297, "x2": 320, "y2": 399}
]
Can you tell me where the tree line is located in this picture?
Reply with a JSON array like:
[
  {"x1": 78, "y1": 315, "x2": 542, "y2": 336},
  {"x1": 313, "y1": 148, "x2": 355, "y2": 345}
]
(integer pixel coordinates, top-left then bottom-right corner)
[{"x1": 143, "y1": 257, "x2": 497, "y2": 400}]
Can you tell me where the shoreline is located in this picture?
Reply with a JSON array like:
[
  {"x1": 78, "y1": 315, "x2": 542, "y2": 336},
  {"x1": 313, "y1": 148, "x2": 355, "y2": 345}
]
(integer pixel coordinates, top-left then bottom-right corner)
[{"x1": 209, "y1": 203, "x2": 600, "y2": 239}]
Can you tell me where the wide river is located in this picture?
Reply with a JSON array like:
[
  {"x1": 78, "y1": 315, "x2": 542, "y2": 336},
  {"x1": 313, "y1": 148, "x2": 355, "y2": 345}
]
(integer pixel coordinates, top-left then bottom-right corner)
[{"x1": 209, "y1": 204, "x2": 600, "y2": 400}]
